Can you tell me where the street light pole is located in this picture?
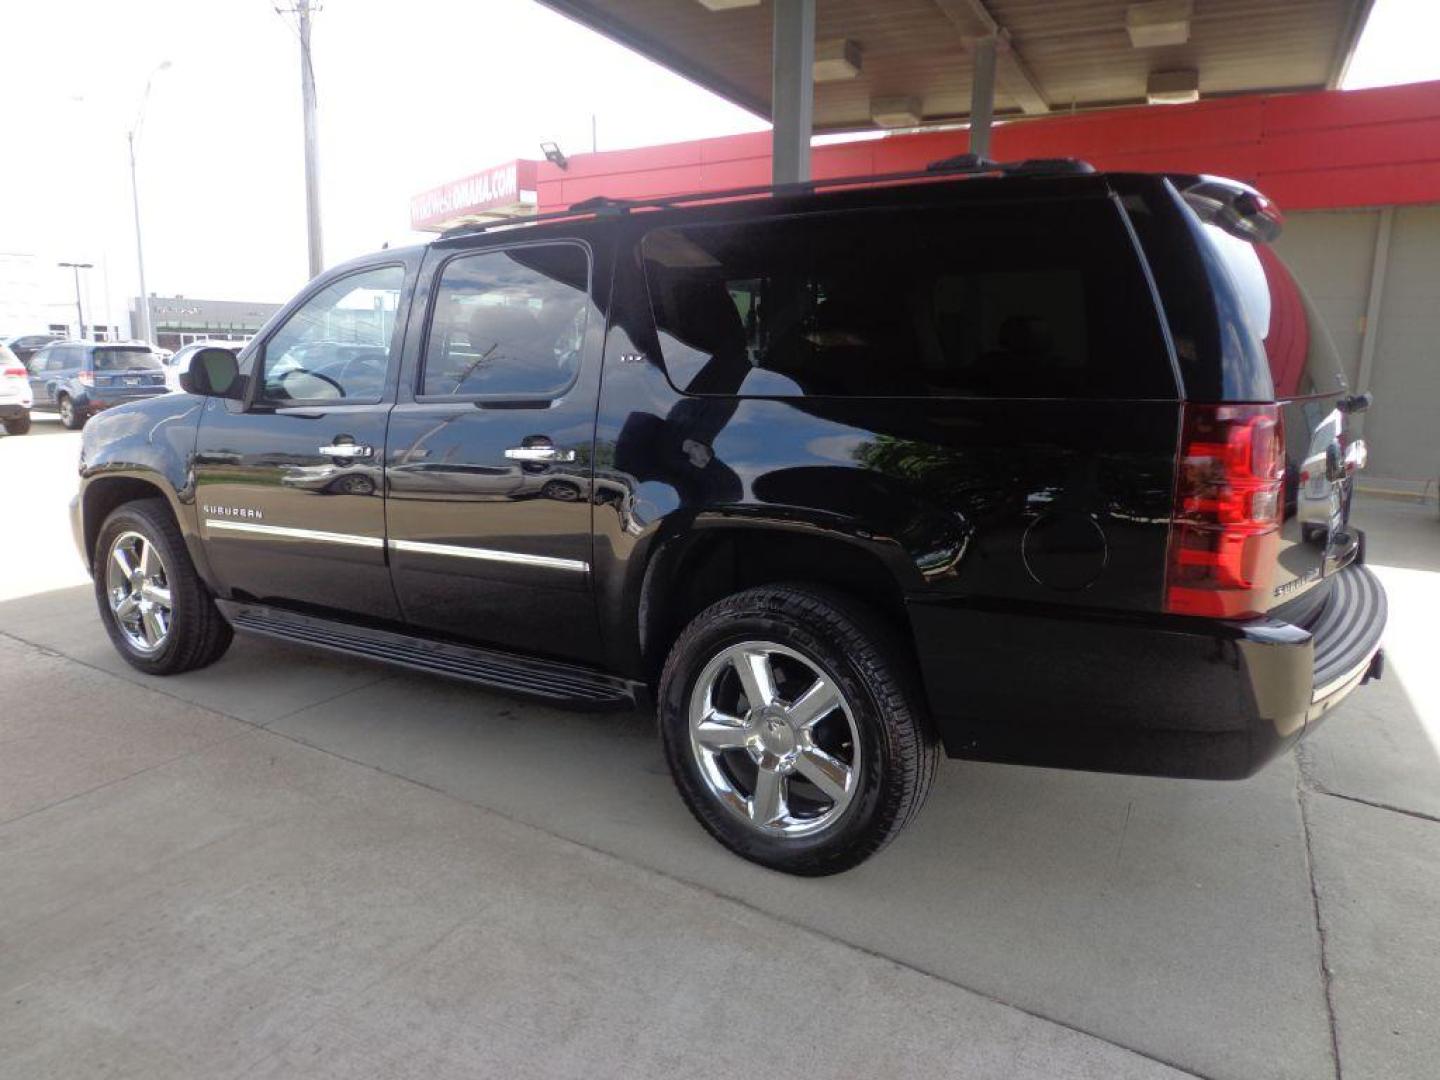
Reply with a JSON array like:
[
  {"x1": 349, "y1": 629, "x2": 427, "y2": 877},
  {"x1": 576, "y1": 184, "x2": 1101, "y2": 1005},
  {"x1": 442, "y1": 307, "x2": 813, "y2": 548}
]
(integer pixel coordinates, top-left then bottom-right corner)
[
  {"x1": 128, "y1": 60, "x2": 171, "y2": 345},
  {"x1": 298, "y1": 0, "x2": 324, "y2": 279},
  {"x1": 127, "y1": 130, "x2": 150, "y2": 342},
  {"x1": 58, "y1": 262, "x2": 93, "y2": 340}
]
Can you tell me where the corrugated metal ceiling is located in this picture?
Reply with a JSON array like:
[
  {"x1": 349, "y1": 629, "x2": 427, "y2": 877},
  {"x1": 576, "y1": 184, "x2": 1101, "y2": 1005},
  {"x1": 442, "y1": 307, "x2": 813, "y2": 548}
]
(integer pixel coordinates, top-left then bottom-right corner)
[{"x1": 537, "y1": 0, "x2": 1372, "y2": 129}]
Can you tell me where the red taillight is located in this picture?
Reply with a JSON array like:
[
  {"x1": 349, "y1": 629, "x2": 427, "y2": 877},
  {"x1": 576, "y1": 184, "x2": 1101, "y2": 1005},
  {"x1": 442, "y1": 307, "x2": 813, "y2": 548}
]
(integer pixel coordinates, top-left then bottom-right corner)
[
  {"x1": 2, "y1": 365, "x2": 26, "y2": 378},
  {"x1": 1165, "y1": 403, "x2": 1285, "y2": 619},
  {"x1": 77, "y1": 370, "x2": 95, "y2": 387}
]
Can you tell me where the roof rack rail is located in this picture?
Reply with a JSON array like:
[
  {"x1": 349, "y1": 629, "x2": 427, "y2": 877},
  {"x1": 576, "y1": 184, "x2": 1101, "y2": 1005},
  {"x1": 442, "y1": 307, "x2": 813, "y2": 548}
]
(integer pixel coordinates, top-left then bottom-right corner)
[
  {"x1": 926, "y1": 153, "x2": 997, "y2": 173},
  {"x1": 436, "y1": 156, "x2": 1097, "y2": 241},
  {"x1": 566, "y1": 195, "x2": 633, "y2": 216}
]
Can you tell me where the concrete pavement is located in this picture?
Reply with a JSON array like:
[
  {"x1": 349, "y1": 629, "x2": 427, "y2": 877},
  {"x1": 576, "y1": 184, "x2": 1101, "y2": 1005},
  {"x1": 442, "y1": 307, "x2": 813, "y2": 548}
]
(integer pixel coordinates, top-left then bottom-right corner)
[{"x1": 2, "y1": 415, "x2": 1437, "y2": 1079}]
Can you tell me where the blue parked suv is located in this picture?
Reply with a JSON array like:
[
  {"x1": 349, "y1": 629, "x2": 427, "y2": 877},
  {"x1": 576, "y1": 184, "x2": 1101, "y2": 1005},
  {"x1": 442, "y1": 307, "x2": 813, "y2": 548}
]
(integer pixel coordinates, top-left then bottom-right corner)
[{"x1": 27, "y1": 341, "x2": 169, "y2": 429}]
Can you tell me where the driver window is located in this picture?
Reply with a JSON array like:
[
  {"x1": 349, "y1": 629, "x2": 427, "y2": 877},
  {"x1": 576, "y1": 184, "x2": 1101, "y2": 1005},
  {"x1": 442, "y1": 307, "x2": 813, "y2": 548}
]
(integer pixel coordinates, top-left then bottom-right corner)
[{"x1": 260, "y1": 264, "x2": 404, "y2": 404}]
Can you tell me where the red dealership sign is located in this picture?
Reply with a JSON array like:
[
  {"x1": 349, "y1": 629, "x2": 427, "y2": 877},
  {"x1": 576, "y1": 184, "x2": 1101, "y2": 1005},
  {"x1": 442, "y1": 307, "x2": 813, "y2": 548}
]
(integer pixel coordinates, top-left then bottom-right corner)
[{"x1": 410, "y1": 160, "x2": 539, "y2": 231}]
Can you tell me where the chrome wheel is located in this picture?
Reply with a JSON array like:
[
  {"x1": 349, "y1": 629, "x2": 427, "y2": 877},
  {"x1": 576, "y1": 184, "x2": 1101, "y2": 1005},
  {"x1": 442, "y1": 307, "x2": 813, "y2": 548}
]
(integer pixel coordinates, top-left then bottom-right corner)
[
  {"x1": 59, "y1": 397, "x2": 74, "y2": 425},
  {"x1": 104, "y1": 530, "x2": 172, "y2": 653},
  {"x1": 687, "y1": 640, "x2": 861, "y2": 838}
]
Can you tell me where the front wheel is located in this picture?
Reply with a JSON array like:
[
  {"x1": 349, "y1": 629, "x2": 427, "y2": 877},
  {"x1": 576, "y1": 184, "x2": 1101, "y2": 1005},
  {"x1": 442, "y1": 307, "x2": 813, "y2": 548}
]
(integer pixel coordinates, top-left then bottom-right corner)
[
  {"x1": 58, "y1": 394, "x2": 84, "y2": 429},
  {"x1": 2, "y1": 410, "x2": 29, "y2": 435},
  {"x1": 658, "y1": 584, "x2": 937, "y2": 876},
  {"x1": 94, "y1": 499, "x2": 233, "y2": 675}
]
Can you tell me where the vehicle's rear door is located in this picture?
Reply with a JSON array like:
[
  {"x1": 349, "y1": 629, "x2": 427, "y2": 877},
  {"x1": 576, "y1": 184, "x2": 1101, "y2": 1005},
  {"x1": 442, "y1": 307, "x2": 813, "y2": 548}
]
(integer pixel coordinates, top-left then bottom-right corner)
[
  {"x1": 192, "y1": 260, "x2": 414, "y2": 621},
  {"x1": 385, "y1": 234, "x2": 610, "y2": 664},
  {"x1": 1191, "y1": 218, "x2": 1359, "y2": 607}
]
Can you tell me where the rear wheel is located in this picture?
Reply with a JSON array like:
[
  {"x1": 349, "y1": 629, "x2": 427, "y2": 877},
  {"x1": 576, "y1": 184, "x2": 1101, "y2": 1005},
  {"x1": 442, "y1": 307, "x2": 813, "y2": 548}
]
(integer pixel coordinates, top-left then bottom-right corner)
[
  {"x1": 658, "y1": 584, "x2": 937, "y2": 876},
  {"x1": 94, "y1": 499, "x2": 233, "y2": 675},
  {"x1": 2, "y1": 410, "x2": 29, "y2": 435},
  {"x1": 58, "y1": 394, "x2": 84, "y2": 430}
]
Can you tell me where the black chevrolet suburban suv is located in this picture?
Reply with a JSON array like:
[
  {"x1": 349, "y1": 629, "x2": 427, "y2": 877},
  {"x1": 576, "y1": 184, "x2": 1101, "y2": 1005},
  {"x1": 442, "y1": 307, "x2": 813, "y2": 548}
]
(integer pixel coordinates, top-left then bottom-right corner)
[{"x1": 72, "y1": 160, "x2": 1386, "y2": 875}]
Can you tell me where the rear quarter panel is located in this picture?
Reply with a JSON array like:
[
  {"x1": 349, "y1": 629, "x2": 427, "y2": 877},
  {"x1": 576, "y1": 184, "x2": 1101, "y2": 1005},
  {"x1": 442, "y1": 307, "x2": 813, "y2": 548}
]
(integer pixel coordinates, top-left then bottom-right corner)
[{"x1": 593, "y1": 260, "x2": 1182, "y2": 704}]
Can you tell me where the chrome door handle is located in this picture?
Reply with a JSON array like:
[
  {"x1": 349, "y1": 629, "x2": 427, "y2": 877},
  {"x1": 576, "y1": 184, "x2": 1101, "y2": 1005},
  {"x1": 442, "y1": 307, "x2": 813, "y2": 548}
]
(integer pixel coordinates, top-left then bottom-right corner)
[
  {"x1": 319, "y1": 443, "x2": 373, "y2": 458},
  {"x1": 505, "y1": 444, "x2": 575, "y2": 463}
]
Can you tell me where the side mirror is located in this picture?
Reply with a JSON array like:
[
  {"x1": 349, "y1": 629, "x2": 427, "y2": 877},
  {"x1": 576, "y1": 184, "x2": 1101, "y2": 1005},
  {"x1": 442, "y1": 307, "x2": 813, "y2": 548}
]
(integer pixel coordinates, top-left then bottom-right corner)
[{"x1": 179, "y1": 348, "x2": 241, "y2": 398}]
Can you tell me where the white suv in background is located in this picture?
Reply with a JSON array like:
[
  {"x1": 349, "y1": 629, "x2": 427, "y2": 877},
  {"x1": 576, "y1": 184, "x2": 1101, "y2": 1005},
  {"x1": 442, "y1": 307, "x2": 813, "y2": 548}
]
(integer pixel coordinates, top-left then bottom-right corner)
[{"x1": 0, "y1": 344, "x2": 33, "y2": 435}]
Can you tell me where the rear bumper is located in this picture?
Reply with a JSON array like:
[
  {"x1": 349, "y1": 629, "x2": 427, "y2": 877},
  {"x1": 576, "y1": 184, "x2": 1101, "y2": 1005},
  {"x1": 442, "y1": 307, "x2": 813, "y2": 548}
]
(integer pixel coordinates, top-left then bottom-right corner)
[
  {"x1": 0, "y1": 401, "x2": 29, "y2": 419},
  {"x1": 911, "y1": 562, "x2": 1387, "y2": 779},
  {"x1": 1238, "y1": 562, "x2": 1387, "y2": 741}
]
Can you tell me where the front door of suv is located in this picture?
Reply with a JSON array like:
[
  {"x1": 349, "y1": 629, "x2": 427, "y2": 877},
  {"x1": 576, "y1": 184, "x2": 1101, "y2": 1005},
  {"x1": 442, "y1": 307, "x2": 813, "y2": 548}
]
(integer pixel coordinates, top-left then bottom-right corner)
[
  {"x1": 386, "y1": 237, "x2": 607, "y2": 663},
  {"x1": 193, "y1": 261, "x2": 412, "y2": 621}
]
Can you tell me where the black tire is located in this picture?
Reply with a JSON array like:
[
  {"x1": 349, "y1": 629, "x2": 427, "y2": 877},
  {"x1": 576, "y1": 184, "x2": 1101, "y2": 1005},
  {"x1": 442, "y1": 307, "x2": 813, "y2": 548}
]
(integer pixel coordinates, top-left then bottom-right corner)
[
  {"x1": 658, "y1": 584, "x2": 938, "y2": 876},
  {"x1": 58, "y1": 394, "x2": 85, "y2": 430},
  {"x1": 93, "y1": 498, "x2": 233, "y2": 675},
  {"x1": 2, "y1": 411, "x2": 29, "y2": 435}
]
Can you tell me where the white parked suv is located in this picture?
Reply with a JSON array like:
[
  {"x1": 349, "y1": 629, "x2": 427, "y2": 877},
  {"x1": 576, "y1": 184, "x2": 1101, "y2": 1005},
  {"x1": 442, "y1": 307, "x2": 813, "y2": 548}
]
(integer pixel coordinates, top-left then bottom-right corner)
[{"x1": 0, "y1": 344, "x2": 33, "y2": 434}]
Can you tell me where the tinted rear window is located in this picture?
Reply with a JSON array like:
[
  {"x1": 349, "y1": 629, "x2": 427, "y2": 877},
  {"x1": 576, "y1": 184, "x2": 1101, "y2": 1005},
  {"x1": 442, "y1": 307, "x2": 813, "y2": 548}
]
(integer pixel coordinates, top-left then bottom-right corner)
[
  {"x1": 641, "y1": 199, "x2": 1174, "y2": 399},
  {"x1": 1199, "y1": 224, "x2": 1347, "y2": 401},
  {"x1": 94, "y1": 348, "x2": 161, "y2": 372}
]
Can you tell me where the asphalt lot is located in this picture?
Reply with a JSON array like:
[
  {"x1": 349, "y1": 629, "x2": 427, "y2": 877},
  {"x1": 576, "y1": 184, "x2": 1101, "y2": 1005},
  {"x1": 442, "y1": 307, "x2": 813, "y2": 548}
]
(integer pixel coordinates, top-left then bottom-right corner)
[{"x1": 2, "y1": 413, "x2": 1437, "y2": 1080}]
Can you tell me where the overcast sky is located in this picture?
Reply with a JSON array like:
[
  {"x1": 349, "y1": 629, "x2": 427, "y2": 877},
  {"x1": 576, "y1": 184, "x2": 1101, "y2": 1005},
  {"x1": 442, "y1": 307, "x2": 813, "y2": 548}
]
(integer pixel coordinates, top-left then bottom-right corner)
[
  {"x1": 1, "y1": 0, "x2": 1436, "y2": 333},
  {"x1": 0, "y1": 0, "x2": 766, "y2": 327}
]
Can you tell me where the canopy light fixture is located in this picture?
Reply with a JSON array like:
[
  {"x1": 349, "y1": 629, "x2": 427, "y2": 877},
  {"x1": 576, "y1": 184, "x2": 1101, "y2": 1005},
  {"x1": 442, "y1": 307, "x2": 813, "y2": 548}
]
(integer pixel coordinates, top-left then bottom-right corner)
[
  {"x1": 870, "y1": 95, "x2": 922, "y2": 129},
  {"x1": 814, "y1": 38, "x2": 862, "y2": 82},
  {"x1": 696, "y1": 0, "x2": 761, "y2": 9},
  {"x1": 1126, "y1": 0, "x2": 1192, "y2": 48},
  {"x1": 540, "y1": 141, "x2": 569, "y2": 169},
  {"x1": 1147, "y1": 69, "x2": 1200, "y2": 105}
]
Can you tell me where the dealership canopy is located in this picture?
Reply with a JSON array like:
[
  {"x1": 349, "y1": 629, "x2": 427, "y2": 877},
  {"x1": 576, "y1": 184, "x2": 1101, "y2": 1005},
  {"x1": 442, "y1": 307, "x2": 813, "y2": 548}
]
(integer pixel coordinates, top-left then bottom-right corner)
[
  {"x1": 412, "y1": 1, "x2": 1379, "y2": 228},
  {"x1": 535, "y1": 0, "x2": 1374, "y2": 180}
]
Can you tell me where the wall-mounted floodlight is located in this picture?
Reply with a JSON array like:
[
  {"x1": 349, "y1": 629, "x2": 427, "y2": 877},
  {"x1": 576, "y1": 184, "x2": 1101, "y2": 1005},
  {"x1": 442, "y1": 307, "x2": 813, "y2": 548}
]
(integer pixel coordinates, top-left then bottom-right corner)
[{"x1": 540, "y1": 141, "x2": 569, "y2": 170}]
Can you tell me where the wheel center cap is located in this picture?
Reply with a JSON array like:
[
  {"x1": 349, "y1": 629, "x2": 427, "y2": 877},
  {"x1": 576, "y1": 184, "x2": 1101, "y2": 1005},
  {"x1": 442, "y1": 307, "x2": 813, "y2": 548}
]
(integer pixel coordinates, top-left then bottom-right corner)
[{"x1": 753, "y1": 707, "x2": 796, "y2": 756}]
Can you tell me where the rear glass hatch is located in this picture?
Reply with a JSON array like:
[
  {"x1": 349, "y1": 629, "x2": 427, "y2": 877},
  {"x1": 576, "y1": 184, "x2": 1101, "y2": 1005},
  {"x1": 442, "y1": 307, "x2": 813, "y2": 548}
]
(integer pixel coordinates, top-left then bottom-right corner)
[{"x1": 93, "y1": 347, "x2": 166, "y2": 389}]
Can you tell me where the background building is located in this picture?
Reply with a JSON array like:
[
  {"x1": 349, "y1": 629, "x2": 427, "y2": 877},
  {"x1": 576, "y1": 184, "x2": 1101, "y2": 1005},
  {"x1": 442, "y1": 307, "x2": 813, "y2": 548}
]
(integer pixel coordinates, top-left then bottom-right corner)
[{"x1": 131, "y1": 296, "x2": 283, "y2": 350}]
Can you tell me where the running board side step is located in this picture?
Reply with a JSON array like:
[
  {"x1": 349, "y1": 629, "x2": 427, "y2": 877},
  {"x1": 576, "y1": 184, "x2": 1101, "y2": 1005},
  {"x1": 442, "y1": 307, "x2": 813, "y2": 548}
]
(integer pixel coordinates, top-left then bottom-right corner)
[{"x1": 216, "y1": 601, "x2": 640, "y2": 711}]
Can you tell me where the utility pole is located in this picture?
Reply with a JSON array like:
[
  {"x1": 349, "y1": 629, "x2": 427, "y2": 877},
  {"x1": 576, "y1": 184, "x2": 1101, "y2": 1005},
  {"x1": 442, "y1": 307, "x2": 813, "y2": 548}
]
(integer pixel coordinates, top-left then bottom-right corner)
[
  {"x1": 297, "y1": 0, "x2": 324, "y2": 279},
  {"x1": 58, "y1": 262, "x2": 93, "y2": 340},
  {"x1": 129, "y1": 60, "x2": 170, "y2": 344}
]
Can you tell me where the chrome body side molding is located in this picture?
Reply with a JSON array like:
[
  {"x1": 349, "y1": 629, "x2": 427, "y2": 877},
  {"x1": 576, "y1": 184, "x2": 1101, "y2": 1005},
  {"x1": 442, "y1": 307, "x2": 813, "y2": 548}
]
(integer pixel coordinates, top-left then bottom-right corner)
[{"x1": 388, "y1": 538, "x2": 588, "y2": 573}]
